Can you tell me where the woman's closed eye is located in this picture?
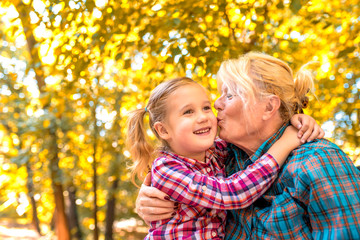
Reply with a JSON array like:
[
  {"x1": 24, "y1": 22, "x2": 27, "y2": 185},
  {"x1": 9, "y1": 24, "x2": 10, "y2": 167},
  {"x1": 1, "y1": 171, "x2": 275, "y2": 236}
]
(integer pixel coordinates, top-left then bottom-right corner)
[{"x1": 226, "y1": 94, "x2": 233, "y2": 99}]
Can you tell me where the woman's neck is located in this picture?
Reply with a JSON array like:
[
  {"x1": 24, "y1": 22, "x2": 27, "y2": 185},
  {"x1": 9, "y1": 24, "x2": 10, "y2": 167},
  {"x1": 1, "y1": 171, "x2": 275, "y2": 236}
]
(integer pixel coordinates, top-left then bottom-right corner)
[
  {"x1": 234, "y1": 121, "x2": 284, "y2": 156},
  {"x1": 234, "y1": 141, "x2": 260, "y2": 156}
]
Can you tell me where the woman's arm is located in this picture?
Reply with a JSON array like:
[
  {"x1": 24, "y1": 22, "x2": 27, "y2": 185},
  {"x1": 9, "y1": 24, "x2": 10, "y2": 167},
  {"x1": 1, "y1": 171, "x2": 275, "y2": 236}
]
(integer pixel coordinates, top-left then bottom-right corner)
[{"x1": 135, "y1": 174, "x2": 175, "y2": 224}]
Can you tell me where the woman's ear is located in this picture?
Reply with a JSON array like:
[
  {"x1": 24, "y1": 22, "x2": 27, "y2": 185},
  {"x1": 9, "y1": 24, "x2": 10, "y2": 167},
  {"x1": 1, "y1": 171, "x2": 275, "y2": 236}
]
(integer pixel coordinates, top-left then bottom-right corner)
[
  {"x1": 263, "y1": 96, "x2": 281, "y2": 120},
  {"x1": 154, "y1": 122, "x2": 170, "y2": 140}
]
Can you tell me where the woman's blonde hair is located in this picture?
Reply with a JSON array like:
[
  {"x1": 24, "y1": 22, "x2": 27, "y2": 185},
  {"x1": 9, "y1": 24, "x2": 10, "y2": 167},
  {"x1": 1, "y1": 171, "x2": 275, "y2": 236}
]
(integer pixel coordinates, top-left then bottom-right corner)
[
  {"x1": 216, "y1": 51, "x2": 314, "y2": 122},
  {"x1": 126, "y1": 77, "x2": 198, "y2": 185}
]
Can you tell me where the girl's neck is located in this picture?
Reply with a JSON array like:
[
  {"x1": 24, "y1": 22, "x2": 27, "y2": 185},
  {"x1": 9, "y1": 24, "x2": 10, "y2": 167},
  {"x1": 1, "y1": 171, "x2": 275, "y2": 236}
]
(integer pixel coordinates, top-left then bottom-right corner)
[
  {"x1": 184, "y1": 152, "x2": 206, "y2": 163},
  {"x1": 172, "y1": 150, "x2": 206, "y2": 163}
]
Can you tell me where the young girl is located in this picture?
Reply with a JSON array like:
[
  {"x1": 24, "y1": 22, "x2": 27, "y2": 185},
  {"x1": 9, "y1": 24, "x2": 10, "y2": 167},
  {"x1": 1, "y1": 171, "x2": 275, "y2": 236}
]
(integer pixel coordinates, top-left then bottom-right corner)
[{"x1": 126, "y1": 77, "x2": 322, "y2": 239}]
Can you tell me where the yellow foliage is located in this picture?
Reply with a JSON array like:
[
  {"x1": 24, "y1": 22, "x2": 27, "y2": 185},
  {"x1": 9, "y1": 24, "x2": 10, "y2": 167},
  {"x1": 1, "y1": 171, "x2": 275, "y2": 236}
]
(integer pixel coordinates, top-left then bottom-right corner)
[
  {"x1": 0, "y1": 0, "x2": 358, "y2": 236},
  {"x1": 219, "y1": 27, "x2": 229, "y2": 37},
  {"x1": 280, "y1": 41, "x2": 289, "y2": 50},
  {"x1": 157, "y1": 10, "x2": 166, "y2": 17},
  {"x1": 165, "y1": 64, "x2": 174, "y2": 73},
  {"x1": 199, "y1": 23, "x2": 206, "y2": 32},
  {"x1": 43, "y1": 120, "x2": 51, "y2": 128},
  {"x1": 59, "y1": 156, "x2": 74, "y2": 169}
]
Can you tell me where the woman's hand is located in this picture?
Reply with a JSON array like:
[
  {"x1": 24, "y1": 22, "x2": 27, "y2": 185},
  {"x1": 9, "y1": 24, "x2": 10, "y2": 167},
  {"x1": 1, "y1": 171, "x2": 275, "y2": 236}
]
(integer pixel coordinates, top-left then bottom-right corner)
[
  {"x1": 136, "y1": 174, "x2": 176, "y2": 225},
  {"x1": 290, "y1": 114, "x2": 325, "y2": 143}
]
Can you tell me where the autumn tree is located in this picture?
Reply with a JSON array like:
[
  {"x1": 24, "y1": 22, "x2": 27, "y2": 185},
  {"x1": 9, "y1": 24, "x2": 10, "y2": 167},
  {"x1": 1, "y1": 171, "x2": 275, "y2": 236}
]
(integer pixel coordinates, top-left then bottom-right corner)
[{"x1": 0, "y1": 0, "x2": 359, "y2": 239}]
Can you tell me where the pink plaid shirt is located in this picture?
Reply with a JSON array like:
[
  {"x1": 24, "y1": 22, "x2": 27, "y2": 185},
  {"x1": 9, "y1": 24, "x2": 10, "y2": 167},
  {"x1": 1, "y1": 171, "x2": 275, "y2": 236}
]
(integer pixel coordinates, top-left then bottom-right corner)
[{"x1": 146, "y1": 138, "x2": 279, "y2": 239}]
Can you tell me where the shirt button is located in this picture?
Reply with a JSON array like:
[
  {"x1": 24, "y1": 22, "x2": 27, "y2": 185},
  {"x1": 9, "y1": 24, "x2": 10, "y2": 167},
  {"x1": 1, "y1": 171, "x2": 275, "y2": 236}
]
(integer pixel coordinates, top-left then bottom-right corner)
[
  {"x1": 212, "y1": 231, "x2": 217, "y2": 237},
  {"x1": 202, "y1": 185, "x2": 207, "y2": 191},
  {"x1": 207, "y1": 167, "x2": 211, "y2": 172}
]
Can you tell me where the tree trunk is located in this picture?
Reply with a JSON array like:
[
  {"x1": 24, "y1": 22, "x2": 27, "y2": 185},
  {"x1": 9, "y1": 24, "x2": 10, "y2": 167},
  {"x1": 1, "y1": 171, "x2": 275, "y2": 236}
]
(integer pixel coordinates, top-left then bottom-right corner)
[
  {"x1": 105, "y1": 177, "x2": 119, "y2": 240},
  {"x1": 50, "y1": 134, "x2": 70, "y2": 240},
  {"x1": 52, "y1": 184, "x2": 70, "y2": 240},
  {"x1": 16, "y1": 2, "x2": 45, "y2": 92},
  {"x1": 26, "y1": 161, "x2": 42, "y2": 235},
  {"x1": 92, "y1": 100, "x2": 99, "y2": 240},
  {"x1": 16, "y1": 3, "x2": 71, "y2": 239},
  {"x1": 68, "y1": 185, "x2": 83, "y2": 240}
]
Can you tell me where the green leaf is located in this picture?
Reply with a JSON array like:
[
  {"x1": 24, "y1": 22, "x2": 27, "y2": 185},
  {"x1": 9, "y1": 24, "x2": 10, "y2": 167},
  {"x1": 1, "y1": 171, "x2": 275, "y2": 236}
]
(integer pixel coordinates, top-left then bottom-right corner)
[
  {"x1": 124, "y1": 59, "x2": 131, "y2": 68},
  {"x1": 173, "y1": 18, "x2": 181, "y2": 26},
  {"x1": 171, "y1": 46, "x2": 181, "y2": 56},
  {"x1": 337, "y1": 47, "x2": 356, "y2": 58},
  {"x1": 276, "y1": 1, "x2": 285, "y2": 9},
  {"x1": 290, "y1": 0, "x2": 302, "y2": 14},
  {"x1": 115, "y1": 53, "x2": 123, "y2": 61},
  {"x1": 10, "y1": 149, "x2": 30, "y2": 166}
]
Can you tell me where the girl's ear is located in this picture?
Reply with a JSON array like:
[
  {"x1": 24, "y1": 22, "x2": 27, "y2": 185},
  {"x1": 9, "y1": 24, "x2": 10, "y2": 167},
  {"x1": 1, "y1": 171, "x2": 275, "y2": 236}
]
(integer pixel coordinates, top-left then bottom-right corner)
[
  {"x1": 154, "y1": 122, "x2": 170, "y2": 140},
  {"x1": 262, "y1": 95, "x2": 281, "y2": 120}
]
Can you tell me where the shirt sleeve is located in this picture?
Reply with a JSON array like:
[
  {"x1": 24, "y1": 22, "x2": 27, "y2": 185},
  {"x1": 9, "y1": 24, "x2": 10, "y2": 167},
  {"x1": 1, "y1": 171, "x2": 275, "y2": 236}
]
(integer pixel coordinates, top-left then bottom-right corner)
[
  {"x1": 295, "y1": 148, "x2": 360, "y2": 238},
  {"x1": 211, "y1": 138, "x2": 228, "y2": 165},
  {"x1": 151, "y1": 153, "x2": 280, "y2": 209}
]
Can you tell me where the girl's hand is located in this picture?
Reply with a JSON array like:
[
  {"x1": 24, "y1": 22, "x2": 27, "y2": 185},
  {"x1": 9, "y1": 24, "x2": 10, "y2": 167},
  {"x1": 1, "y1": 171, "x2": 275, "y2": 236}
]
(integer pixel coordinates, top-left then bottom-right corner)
[
  {"x1": 290, "y1": 114, "x2": 325, "y2": 143},
  {"x1": 136, "y1": 173, "x2": 175, "y2": 225}
]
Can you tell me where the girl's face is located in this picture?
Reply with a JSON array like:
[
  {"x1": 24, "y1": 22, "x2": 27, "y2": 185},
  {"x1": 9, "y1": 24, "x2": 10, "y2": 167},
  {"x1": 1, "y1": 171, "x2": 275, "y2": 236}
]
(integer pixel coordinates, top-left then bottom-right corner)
[{"x1": 156, "y1": 83, "x2": 217, "y2": 162}]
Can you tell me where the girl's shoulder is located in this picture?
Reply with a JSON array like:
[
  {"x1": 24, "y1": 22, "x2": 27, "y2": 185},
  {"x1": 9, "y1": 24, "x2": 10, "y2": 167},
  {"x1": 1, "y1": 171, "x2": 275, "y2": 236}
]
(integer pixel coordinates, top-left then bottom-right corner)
[
  {"x1": 213, "y1": 137, "x2": 228, "y2": 151},
  {"x1": 153, "y1": 151, "x2": 187, "y2": 166},
  {"x1": 207, "y1": 137, "x2": 228, "y2": 166}
]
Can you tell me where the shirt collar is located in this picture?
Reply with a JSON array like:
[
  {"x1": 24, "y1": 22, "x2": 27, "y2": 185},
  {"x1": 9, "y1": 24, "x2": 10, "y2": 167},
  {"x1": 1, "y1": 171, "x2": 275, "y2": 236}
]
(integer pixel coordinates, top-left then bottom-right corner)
[
  {"x1": 249, "y1": 122, "x2": 289, "y2": 163},
  {"x1": 227, "y1": 122, "x2": 289, "y2": 165},
  {"x1": 160, "y1": 150, "x2": 213, "y2": 168}
]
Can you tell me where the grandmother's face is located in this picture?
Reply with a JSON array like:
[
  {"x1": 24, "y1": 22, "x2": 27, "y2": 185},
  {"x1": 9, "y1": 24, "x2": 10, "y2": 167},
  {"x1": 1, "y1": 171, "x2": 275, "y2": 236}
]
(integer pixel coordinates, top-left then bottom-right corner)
[{"x1": 214, "y1": 83, "x2": 264, "y2": 149}]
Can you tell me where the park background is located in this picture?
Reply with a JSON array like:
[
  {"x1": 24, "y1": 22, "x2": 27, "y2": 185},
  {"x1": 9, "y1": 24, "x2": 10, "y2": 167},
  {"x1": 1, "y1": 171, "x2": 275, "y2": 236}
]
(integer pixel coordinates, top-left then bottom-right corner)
[{"x1": 0, "y1": 0, "x2": 359, "y2": 239}]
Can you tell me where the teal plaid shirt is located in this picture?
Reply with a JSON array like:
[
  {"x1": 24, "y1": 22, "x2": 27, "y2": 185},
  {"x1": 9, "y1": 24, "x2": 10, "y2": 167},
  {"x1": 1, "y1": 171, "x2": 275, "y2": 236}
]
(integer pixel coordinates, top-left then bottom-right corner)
[{"x1": 225, "y1": 124, "x2": 360, "y2": 240}]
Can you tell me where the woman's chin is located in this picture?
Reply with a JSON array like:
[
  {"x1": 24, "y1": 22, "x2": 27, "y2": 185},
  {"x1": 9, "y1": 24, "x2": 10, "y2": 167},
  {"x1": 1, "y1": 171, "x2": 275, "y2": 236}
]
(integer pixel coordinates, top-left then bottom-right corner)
[{"x1": 218, "y1": 131, "x2": 228, "y2": 141}]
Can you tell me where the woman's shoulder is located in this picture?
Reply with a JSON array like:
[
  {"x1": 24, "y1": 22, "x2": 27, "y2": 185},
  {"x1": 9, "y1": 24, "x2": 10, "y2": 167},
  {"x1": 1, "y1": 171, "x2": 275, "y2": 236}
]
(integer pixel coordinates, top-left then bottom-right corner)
[{"x1": 284, "y1": 138, "x2": 352, "y2": 176}]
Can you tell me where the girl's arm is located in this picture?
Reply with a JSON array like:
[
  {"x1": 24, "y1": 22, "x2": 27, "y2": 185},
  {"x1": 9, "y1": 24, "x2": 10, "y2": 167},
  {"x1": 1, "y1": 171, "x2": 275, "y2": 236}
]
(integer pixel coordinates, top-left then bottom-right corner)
[
  {"x1": 267, "y1": 126, "x2": 302, "y2": 167},
  {"x1": 290, "y1": 113, "x2": 325, "y2": 143},
  {"x1": 152, "y1": 154, "x2": 279, "y2": 210},
  {"x1": 269, "y1": 114, "x2": 325, "y2": 168}
]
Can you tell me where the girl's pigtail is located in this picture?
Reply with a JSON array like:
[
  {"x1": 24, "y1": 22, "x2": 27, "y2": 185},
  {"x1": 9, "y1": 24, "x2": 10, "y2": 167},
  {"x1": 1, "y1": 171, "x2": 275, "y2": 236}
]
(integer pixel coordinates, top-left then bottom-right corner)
[{"x1": 126, "y1": 107, "x2": 154, "y2": 186}]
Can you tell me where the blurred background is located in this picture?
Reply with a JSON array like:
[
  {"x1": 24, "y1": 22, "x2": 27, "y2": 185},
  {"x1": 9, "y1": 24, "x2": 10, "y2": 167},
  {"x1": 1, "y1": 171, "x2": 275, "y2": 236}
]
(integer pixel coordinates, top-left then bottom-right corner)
[{"x1": 0, "y1": 0, "x2": 359, "y2": 239}]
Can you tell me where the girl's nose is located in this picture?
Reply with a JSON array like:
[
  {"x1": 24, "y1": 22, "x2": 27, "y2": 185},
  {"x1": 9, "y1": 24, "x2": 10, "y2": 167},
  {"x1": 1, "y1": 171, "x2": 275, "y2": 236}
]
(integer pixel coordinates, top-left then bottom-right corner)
[{"x1": 197, "y1": 111, "x2": 209, "y2": 123}]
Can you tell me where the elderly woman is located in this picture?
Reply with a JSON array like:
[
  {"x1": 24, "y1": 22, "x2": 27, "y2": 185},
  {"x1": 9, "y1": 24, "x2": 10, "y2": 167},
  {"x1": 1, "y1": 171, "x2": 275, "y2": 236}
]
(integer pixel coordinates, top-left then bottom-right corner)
[{"x1": 135, "y1": 52, "x2": 360, "y2": 239}]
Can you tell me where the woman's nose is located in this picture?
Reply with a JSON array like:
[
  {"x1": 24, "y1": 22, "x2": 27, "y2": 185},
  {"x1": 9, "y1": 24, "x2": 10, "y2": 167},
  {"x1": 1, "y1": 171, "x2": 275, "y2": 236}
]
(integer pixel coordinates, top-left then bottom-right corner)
[{"x1": 214, "y1": 97, "x2": 223, "y2": 111}]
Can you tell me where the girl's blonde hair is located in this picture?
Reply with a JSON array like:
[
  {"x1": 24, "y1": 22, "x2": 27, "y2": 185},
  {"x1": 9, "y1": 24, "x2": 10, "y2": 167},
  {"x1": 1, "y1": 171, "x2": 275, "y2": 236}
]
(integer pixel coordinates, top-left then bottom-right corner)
[
  {"x1": 126, "y1": 77, "x2": 198, "y2": 184},
  {"x1": 216, "y1": 51, "x2": 314, "y2": 122}
]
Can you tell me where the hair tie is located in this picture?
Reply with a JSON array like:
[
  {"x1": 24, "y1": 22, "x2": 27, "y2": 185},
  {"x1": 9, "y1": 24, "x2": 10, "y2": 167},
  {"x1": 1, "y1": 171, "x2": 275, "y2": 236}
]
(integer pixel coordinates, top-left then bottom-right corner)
[
  {"x1": 293, "y1": 96, "x2": 309, "y2": 114},
  {"x1": 144, "y1": 107, "x2": 148, "y2": 113},
  {"x1": 302, "y1": 97, "x2": 309, "y2": 109}
]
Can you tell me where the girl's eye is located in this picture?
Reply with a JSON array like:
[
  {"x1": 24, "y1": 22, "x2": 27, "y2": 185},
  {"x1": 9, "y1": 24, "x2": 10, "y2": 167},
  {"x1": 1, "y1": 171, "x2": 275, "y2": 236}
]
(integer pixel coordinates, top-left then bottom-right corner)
[
  {"x1": 204, "y1": 106, "x2": 211, "y2": 111},
  {"x1": 184, "y1": 109, "x2": 193, "y2": 115}
]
